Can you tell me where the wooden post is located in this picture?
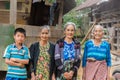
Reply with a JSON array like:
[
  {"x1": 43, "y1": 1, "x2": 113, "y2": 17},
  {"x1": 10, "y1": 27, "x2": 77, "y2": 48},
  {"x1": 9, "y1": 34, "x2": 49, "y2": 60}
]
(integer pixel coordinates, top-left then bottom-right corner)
[
  {"x1": 10, "y1": 0, "x2": 17, "y2": 24},
  {"x1": 58, "y1": 0, "x2": 64, "y2": 28}
]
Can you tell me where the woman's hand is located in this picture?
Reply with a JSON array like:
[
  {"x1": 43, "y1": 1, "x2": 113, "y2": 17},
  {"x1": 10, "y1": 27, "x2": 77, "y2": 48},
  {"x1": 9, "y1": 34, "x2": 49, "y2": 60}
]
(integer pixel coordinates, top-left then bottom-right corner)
[
  {"x1": 107, "y1": 67, "x2": 111, "y2": 80},
  {"x1": 52, "y1": 74, "x2": 56, "y2": 80},
  {"x1": 82, "y1": 68, "x2": 86, "y2": 80},
  {"x1": 82, "y1": 74, "x2": 85, "y2": 80},
  {"x1": 18, "y1": 63, "x2": 25, "y2": 68},
  {"x1": 31, "y1": 72, "x2": 36, "y2": 80},
  {"x1": 68, "y1": 71, "x2": 74, "y2": 79},
  {"x1": 106, "y1": 76, "x2": 110, "y2": 80},
  {"x1": 64, "y1": 71, "x2": 74, "y2": 80},
  {"x1": 64, "y1": 72, "x2": 70, "y2": 79}
]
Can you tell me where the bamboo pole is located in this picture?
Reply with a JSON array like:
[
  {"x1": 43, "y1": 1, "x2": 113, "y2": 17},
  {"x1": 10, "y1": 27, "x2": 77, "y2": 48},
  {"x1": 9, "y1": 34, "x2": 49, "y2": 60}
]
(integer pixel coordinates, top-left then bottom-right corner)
[{"x1": 81, "y1": 20, "x2": 97, "y2": 45}]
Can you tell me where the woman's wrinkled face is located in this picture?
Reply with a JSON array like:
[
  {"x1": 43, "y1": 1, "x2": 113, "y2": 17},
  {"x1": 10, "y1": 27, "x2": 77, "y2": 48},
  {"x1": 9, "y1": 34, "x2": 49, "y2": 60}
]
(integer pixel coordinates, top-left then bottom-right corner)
[
  {"x1": 40, "y1": 28, "x2": 49, "y2": 41},
  {"x1": 93, "y1": 26, "x2": 104, "y2": 40},
  {"x1": 64, "y1": 25, "x2": 75, "y2": 39}
]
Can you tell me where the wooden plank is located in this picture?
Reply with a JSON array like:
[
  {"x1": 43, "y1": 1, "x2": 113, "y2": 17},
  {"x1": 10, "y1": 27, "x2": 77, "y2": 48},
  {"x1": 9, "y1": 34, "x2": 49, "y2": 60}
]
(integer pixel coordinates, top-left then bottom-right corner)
[
  {"x1": 111, "y1": 50, "x2": 120, "y2": 56},
  {"x1": 58, "y1": 0, "x2": 64, "y2": 28},
  {"x1": 112, "y1": 61, "x2": 120, "y2": 66},
  {"x1": 10, "y1": 0, "x2": 17, "y2": 24}
]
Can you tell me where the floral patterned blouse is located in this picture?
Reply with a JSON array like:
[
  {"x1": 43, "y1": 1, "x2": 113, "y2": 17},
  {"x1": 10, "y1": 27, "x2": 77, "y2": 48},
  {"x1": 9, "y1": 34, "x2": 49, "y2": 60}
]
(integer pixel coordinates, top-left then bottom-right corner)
[{"x1": 36, "y1": 43, "x2": 50, "y2": 80}]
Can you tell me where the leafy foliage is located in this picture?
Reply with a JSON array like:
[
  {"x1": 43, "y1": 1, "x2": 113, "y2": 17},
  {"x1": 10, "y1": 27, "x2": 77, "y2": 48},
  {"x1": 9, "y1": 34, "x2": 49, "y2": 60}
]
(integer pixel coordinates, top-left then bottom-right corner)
[
  {"x1": 63, "y1": 0, "x2": 91, "y2": 41},
  {"x1": 48, "y1": 0, "x2": 55, "y2": 3}
]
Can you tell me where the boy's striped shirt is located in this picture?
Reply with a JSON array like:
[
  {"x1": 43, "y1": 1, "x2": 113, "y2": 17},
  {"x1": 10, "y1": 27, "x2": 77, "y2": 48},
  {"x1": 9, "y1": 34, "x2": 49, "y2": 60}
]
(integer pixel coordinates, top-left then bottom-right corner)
[{"x1": 3, "y1": 43, "x2": 30, "y2": 79}]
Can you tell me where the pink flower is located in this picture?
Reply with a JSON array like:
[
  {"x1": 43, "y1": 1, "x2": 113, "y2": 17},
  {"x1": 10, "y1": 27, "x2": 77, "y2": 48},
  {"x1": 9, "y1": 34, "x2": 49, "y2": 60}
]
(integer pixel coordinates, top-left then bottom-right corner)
[
  {"x1": 40, "y1": 57, "x2": 44, "y2": 61},
  {"x1": 38, "y1": 74, "x2": 43, "y2": 79}
]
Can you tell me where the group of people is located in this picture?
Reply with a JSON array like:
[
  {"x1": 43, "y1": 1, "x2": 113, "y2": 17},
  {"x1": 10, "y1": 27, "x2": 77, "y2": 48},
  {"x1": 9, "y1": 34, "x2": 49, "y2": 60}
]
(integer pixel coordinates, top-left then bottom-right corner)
[{"x1": 3, "y1": 22, "x2": 111, "y2": 80}]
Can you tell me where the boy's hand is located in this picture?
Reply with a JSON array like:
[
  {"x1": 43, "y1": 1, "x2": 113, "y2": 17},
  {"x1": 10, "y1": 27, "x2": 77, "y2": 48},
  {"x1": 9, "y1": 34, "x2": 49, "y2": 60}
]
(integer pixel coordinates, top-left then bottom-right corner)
[
  {"x1": 10, "y1": 58, "x2": 16, "y2": 62},
  {"x1": 10, "y1": 58, "x2": 29, "y2": 64},
  {"x1": 18, "y1": 63, "x2": 25, "y2": 68},
  {"x1": 5, "y1": 58, "x2": 24, "y2": 67}
]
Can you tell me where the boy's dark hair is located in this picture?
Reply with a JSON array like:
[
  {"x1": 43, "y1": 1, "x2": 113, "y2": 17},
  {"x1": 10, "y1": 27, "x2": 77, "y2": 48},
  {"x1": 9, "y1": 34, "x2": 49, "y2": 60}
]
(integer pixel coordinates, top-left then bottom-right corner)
[{"x1": 14, "y1": 28, "x2": 26, "y2": 37}]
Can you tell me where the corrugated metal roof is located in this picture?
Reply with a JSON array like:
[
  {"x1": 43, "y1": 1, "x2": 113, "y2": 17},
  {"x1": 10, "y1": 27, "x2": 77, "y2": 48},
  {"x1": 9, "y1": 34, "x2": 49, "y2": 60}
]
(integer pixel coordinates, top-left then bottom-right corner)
[{"x1": 75, "y1": 0, "x2": 101, "y2": 11}]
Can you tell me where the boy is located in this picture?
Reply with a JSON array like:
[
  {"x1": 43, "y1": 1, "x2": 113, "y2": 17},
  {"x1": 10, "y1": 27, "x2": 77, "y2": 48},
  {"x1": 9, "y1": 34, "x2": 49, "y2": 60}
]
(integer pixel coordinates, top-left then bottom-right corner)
[{"x1": 3, "y1": 28, "x2": 30, "y2": 80}]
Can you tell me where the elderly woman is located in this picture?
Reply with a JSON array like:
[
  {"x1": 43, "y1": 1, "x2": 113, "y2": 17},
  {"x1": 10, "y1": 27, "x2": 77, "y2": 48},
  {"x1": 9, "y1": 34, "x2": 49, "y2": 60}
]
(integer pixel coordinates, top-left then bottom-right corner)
[
  {"x1": 82, "y1": 25, "x2": 111, "y2": 80},
  {"x1": 54, "y1": 22, "x2": 81, "y2": 80},
  {"x1": 30, "y1": 26, "x2": 55, "y2": 80}
]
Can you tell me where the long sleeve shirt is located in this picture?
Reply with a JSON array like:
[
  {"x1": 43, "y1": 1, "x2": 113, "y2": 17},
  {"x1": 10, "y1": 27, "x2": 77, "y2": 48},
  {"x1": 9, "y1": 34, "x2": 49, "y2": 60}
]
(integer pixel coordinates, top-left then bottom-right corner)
[{"x1": 82, "y1": 40, "x2": 111, "y2": 67}]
